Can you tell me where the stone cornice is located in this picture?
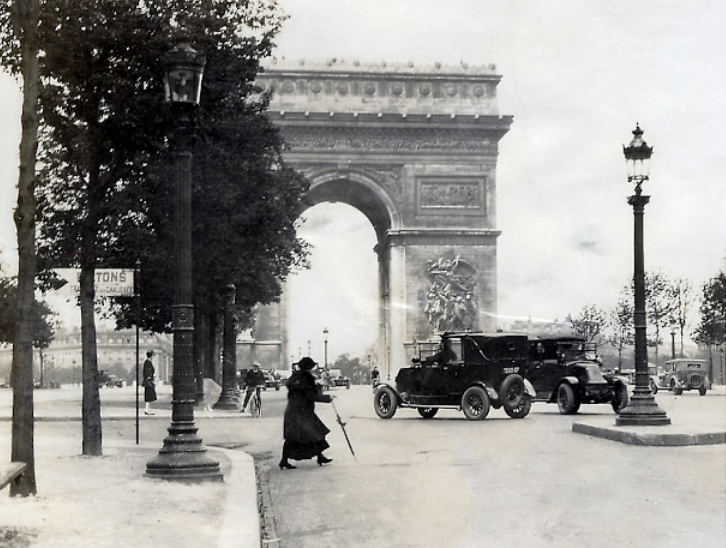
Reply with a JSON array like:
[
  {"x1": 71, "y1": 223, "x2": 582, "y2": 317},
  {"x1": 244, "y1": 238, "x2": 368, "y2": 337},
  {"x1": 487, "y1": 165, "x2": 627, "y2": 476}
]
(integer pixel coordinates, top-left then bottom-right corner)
[
  {"x1": 257, "y1": 59, "x2": 505, "y2": 116},
  {"x1": 380, "y1": 229, "x2": 502, "y2": 247}
]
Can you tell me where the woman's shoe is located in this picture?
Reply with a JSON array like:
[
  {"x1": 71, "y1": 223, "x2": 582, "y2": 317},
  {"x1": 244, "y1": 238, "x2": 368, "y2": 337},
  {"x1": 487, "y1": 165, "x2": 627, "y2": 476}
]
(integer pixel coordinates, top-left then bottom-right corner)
[
  {"x1": 317, "y1": 455, "x2": 333, "y2": 466},
  {"x1": 278, "y1": 460, "x2": 297, "y2": 470}
]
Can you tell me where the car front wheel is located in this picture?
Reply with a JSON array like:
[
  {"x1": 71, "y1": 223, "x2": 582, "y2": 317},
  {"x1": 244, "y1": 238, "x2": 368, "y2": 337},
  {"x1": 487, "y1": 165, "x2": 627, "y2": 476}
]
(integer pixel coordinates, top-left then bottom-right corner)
[
  {"x1": 505, "y1": 395, "x2": 532, "y2": 418},
  {"x1": 611, "y1": 383, "x2": 629, "y2": 414},
  {"x1": 557, "y1": 383, "x2": 579, "y2": 415},
  {"x1": 699, "y1": 386, "x2": 707, "y2": 396},
  {"x1": 374, "y1": 386, "x2": 398, "y2": 419},
  {"x1": 417, "y1": 408, "x2": 438, "y2": 419},
  {"x1": 461, "y1": 386, "x2": 490, "y2": 420},
  {"x1": 671, "y1": 380, "x2": 683, "y2": 395}
]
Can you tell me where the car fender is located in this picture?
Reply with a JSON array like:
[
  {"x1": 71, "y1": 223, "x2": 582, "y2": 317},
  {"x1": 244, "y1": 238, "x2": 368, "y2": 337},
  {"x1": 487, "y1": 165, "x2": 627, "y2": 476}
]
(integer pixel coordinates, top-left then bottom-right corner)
[
  {"x1": 465, "y1": 380, "x2": 499, "y2": 402},
  {"x1": 561, "y1": 376, "x2": 579, "y2": 386},
  {"x1": 523, "y1": 378, "x2": 536, "y2": 397},
  {"x1": 375, "y1": 382, "x2": 403, "y2": 402}
]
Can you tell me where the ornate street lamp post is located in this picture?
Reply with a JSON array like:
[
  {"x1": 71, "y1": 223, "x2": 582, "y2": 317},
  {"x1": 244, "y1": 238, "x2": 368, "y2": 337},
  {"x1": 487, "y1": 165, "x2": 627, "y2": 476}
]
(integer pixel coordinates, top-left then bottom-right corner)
[
  {"x1": 323, "y1": 328, "x2": 329, "y2": 367},
  {"x1": 214, "y1": 284, "x2": 240, "y2": 409},
  {"x1": 616, "y1": 124, "x2": 670, "y2": 426},
  {"x1": 146, "y1": 39, "x2": 223, "y2": 481}
]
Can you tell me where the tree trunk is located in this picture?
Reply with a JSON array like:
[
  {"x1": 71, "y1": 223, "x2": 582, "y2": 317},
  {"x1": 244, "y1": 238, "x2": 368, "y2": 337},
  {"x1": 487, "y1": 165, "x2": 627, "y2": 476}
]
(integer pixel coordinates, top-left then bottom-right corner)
[
  {"x1": 10, "y1": 0, "x2": 40, "y2": 497},
  {"x1": 80, "y1": 265, "x2": 102, "y2": 456}
]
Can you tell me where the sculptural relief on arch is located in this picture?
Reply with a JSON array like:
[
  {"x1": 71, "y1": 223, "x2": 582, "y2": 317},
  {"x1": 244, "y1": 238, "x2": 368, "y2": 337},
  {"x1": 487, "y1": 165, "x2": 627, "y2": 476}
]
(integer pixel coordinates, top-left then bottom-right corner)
[{"x1": 239, "y1": 58, "x2": 513, "y2": 378}]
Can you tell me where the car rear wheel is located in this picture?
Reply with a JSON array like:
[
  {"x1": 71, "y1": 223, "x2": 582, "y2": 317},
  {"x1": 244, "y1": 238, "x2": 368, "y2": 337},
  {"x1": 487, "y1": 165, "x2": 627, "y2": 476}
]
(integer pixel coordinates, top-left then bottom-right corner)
[
  {"x1": 461, "y1": 386, "x2": 490, "y2": 420},
  {"x1": 557, "y1": 383, "x2": 579, "y2": 415},
  {"x1": 505, "y1": 395, "x2": 532, "y2": 418},
  {"x1": 499, "y1": 374, "x2": 526, "y2": 412},
  {"x1": 417, "y1": 408, "x2": 438, "y2": 419},
  {"x1": 611, "y1": 383, "x2": 629, "y2": 414},
  {"x1": 374, "y1": 386, "x2": 398, "y2": 419},
  {"x1": 650, "y1": 379, "x2": 658, "y2": 394}
]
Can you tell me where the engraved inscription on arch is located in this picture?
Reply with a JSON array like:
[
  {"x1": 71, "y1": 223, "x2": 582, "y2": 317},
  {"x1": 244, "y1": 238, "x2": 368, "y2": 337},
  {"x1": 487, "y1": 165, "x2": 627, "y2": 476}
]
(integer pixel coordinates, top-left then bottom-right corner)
[{"x1": 416, "y1": 177, "x2": 486, "y2": 214}]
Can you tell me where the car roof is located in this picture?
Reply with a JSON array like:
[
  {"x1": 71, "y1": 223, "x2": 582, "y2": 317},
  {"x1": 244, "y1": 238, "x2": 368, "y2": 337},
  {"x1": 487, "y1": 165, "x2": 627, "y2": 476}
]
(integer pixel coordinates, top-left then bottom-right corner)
[
  {"x1": 441, "y1": 331, "x2": 527, "y2": 338},
  {"x1": 528, "y1": 335, "x2": 586, "y2": 342}
]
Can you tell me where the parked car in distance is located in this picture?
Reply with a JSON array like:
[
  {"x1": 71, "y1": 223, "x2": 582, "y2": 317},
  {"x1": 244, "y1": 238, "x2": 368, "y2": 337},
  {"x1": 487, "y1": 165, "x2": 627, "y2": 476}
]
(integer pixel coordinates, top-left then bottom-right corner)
[
  {"x1": 650, "y1": 358, "x2": 710, "y2": 396},
  {"x1": 373, "y1": 332, "x2": 535, "y2": 421},
  {"x1": 326, "y1": 368, "x2": 351, "y2": 389},
  {"x1": 98, "y1": 370, "x2": 125, "y2": 388},
  {"x1": 525, "y1": 335, "x2": 629, "y2": 415},
  {"x1": 264, "y1": 371, "x2": 281, "y2": 391}
]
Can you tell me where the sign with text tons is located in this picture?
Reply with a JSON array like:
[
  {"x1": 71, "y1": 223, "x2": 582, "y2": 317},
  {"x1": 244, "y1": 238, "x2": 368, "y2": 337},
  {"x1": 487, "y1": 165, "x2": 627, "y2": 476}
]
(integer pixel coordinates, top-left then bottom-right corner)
[{"x1": 53, "y1": 268, "x2": 135, "y2": 297}]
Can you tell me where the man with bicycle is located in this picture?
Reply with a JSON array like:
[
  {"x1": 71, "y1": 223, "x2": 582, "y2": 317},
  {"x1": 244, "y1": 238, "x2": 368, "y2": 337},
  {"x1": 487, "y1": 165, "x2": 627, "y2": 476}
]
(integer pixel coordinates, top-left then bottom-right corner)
[{"x1": 241, "y1": 362, "x2": 267, "y2": 413}]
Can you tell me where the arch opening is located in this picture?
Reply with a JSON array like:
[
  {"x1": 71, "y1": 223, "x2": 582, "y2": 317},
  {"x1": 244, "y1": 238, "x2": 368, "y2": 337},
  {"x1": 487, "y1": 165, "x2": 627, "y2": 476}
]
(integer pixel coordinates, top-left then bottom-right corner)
[{"x1": 287, "y1": 202, "x2": 380, "y2": 367}]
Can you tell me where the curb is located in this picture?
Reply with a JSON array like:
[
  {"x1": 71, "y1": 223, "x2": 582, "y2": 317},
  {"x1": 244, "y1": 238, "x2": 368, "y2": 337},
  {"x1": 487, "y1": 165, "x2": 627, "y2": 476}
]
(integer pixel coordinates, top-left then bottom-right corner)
[
  {"x1": 215, "y1": 448, "x2": 261, "y2": 548},
  {"x1": 572, "y1": 421, "x2": 726, "y2": 446}
]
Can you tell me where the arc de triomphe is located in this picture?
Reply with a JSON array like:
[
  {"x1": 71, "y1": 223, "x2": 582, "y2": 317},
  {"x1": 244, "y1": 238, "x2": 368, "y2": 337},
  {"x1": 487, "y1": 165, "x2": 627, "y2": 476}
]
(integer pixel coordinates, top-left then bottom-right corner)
[{"x1": 240, "y1": 58, "x2": 513, "y2": 378}]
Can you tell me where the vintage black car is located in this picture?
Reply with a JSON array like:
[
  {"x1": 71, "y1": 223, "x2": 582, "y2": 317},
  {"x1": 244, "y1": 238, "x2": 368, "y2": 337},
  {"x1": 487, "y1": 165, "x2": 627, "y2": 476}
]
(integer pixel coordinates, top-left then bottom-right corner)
[
  {"x1": 373, "y1": 332, "x2": 535, "y2": 421},
  {"x1": 526, "y1": 335, "x2": 629, "y2": 414},
  {"x1": 650, "y1": 359, "x2": 710, "y2": 395}
]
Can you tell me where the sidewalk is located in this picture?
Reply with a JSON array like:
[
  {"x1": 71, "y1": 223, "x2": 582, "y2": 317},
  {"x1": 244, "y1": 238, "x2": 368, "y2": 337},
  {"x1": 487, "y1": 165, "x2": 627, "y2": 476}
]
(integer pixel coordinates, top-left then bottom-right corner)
[
  {"x1": 0, "y1": 384, "x2": 260, "y2": 548},
  {"x1": 573, "y1": 384, "x2": 726, "y2": 445}
]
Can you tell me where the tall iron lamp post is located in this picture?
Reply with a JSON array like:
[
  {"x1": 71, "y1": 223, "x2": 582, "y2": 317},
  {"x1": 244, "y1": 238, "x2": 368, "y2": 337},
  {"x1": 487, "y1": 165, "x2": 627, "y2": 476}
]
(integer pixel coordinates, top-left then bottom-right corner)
[
  {"x1": 323, "y1": 327, "x2": 329, "y2": 367},
  {"x1": 146, "y1": 39, "x2": 223, "y2": 481},
  {"x1": 616, "y1": 124, "x2": 670, "y2": 426}
]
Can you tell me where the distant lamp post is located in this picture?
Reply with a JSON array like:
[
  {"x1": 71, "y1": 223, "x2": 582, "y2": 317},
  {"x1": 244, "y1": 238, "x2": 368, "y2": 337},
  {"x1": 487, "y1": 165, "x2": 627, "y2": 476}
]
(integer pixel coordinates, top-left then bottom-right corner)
[
  {"x1": 146, "y1": 38, "x2": 223, "y2": 481},
  {"x1": 670, "y1": 325, "x2": 677, "y2": 359},
  {"x1": 213, "y1": 284, "x2": 239, "y2": 410},
  {"x1": 616, "y1": 124, "x2": 670, "y2": 426},
  {"x1": 323, "y1": 328, "x2": 329, "y2": 367}
]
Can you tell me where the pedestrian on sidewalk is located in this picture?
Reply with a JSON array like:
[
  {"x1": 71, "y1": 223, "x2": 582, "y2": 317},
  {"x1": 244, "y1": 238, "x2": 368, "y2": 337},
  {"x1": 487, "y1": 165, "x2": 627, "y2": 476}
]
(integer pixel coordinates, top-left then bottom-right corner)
[
  {"x1": 279, "y1": 357, "x2": 334, "y2": 469},
  {"x1": 143, "y1": 350, "x2": 157, "y2": 415}
]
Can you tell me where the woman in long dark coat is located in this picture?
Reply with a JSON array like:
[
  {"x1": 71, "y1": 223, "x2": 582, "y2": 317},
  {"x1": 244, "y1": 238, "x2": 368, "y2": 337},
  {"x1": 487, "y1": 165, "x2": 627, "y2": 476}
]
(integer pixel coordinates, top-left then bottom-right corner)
[
  {"x1": 279, "y1": 357, "x2": 334, "y2": 469},
  {"x1": 142, "y1": 350, "x2": 157, "y2": 415}
]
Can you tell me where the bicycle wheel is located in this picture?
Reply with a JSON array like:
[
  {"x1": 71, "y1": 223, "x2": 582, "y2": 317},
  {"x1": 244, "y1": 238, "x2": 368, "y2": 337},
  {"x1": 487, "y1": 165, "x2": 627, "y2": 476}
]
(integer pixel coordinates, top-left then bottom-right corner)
[{"x1": 252, "y1": 392, "x2": 262, "y2": 418}]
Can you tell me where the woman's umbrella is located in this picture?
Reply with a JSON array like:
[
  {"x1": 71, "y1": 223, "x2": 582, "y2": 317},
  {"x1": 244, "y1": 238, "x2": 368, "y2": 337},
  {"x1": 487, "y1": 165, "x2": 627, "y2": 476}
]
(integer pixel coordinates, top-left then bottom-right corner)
[{"x1": 331, "y1": 400, "x2": 356, "y2": 461}]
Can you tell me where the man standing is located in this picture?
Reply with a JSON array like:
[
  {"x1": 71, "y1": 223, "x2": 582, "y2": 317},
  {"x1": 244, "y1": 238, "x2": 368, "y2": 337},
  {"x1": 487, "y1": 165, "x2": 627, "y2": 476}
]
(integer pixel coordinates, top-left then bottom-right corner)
[
  {"x1": 371, "y1": 366, "x2": 380, "y2": 387},
  {"x1": 241, "y1": 362, "x2": 267, "y2": 413}
]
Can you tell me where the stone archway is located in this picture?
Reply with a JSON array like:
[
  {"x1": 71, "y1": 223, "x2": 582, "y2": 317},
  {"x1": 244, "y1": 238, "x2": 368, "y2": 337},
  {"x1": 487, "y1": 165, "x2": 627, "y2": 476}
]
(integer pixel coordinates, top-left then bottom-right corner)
[{"x1": 239, "y1": 59, "x2": 513, "y2": 378}]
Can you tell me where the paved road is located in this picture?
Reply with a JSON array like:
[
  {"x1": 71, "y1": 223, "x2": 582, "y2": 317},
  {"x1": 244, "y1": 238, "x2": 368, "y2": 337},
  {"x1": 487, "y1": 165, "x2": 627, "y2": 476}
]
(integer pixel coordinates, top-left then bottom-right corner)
[
  {"x1": 2, "y1": 384, "x2": 724, "y2": 548},
  {"x1": 254, "y1": 386, "x2": 726, "y2": 548}
]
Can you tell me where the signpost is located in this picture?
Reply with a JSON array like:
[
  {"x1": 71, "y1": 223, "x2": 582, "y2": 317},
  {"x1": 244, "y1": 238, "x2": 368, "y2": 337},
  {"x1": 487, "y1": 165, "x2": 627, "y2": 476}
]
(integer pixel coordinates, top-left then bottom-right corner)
[
  {"x1": 53, "y1": 268, "x2": 135, "y2": 297},
  {"x1": 52, "y1": 266, "x2": 142, "y2": 442}
]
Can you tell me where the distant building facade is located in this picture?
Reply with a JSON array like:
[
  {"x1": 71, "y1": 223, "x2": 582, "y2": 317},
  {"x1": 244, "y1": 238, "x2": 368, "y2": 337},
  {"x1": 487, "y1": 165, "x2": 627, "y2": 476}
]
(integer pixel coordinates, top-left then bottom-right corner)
[{"x1": 0, "y1": 327, "x2": 173, "y2": 385}]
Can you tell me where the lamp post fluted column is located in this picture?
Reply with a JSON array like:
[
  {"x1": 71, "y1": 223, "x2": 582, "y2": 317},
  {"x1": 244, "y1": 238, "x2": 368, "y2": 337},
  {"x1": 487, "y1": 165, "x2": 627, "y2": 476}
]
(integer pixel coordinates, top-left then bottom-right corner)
[
  {"x1": 146, "y1": 40, "x2": 222, "y2": 481},
  {"x1": 214, "y1": 284, "x2": 240, "y2": 409},
  {"x1": 616, "y1": 125, "x2": 669, "y2": 426}
]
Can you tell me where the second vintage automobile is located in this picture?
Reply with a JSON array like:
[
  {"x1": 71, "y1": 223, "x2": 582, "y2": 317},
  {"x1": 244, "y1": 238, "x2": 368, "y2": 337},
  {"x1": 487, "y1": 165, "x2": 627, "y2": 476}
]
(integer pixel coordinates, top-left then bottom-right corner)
[
  {"x1": 373, "y1": 332, "x2": 535, "y2": 421},
  {"x1": 650, "y1": 358, "x2": 710, "y2": 395},
  {"x1": 526, "y1": 335, "x2": 629, "y2": 414}
]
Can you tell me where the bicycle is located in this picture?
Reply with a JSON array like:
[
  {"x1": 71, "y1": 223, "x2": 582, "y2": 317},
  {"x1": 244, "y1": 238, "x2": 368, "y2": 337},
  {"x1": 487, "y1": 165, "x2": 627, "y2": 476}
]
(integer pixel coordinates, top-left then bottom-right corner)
[{"x1": 246, "y1": 385, "x2": 264, "y2": 418}]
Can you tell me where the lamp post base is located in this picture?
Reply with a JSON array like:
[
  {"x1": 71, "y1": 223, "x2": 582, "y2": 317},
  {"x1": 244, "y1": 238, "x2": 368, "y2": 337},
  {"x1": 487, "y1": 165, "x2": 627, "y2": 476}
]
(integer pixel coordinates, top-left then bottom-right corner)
[
  {"x1": 616, "y1": 390, "x2": 671, "y2": 426},
  {"x1": 146, "y1": 421, "x2": 223, "y2": 483},
  {"x1": 212, "y1": 391, "x2": 240, "y2": 410}
]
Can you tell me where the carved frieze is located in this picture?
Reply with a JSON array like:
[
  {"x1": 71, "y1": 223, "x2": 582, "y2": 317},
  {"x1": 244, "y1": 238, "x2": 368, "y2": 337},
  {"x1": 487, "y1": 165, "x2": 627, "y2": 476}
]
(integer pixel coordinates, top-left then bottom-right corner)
[
  {"x1": 416, "y1": 176, "x2": 486, "y2": 214},
  {"x1": 424, "y1": 251, "x2": 478, "y2": 332},
  {"x1": 280, "y1": 126, "x2": 493, "y2": 153}
]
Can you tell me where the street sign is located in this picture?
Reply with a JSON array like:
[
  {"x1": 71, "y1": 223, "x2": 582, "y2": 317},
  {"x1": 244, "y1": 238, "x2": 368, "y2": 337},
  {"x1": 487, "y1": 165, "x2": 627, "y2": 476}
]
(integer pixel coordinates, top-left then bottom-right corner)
[{"x1": 52, "y1": 268, "x2": 135, "y2": 297}]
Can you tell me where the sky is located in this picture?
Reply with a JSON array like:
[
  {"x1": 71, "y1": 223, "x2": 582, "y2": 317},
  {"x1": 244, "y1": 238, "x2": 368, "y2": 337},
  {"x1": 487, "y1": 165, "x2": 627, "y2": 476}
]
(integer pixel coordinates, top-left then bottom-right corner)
[{"x1": 1, "y1": 1, "x2": 725, "y2": 362}]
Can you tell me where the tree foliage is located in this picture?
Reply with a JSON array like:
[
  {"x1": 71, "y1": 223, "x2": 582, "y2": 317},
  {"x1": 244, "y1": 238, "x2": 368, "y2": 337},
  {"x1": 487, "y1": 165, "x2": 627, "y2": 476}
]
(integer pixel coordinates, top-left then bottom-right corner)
[
  {"x1": 565, "y1": 304, "x2": 606, "y2": 343},
  {"x1": 1, "y1": 0, "x2": 309, "y2": 455},
  {"x1": 0, "y1": 275, "x2": 57, "y2": 348},
  {"x1": 694, "y1": 270, "x2": 726, "y2": 348}
]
